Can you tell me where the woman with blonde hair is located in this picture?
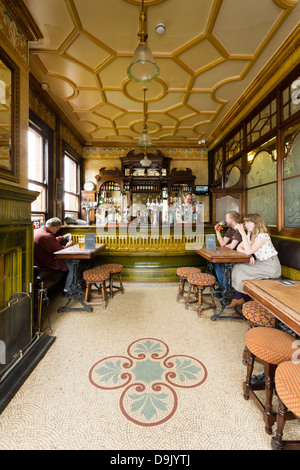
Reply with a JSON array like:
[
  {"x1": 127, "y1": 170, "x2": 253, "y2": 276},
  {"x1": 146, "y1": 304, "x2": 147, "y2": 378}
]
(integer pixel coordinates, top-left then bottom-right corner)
[{"x1": 227, "y1": 213, "x2": 281, "y2": 308}]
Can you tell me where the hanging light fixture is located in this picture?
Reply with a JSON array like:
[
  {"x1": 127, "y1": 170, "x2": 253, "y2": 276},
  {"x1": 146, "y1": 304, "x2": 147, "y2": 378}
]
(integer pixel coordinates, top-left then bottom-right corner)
[
  {"x1": 140, "y1": 146, "x2": 152, "y2": 168},
  {"x1": 138, "y1": 87, "x2": 153, "y2": 148},
  {"x1": 127, "y1": 0, "x2": 160, "y2": 84}
]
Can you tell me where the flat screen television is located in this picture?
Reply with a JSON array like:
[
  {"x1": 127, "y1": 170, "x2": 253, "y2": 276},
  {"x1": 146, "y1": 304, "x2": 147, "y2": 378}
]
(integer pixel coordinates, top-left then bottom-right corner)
[{"x1": 195, "y1": 185, "x2": 209, "y2": 195}]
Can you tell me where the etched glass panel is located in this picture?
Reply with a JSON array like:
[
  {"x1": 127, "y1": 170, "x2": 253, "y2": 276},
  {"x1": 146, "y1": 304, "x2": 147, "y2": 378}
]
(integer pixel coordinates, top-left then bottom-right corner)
[
  {"x1": 216, "y1": 195, "x2": 239, "y2": 222},
  {"x1": 246, "y1": 99, "x2": 276, "y2": 145},
  {"x1": 282, "y1": 76, "x2": 300, "y2": 121},
  {"x1": 283, "y1": 130, "x2": 300, "y2": 178},
  {"x1": 247, "y1": 150, "x2": 277, "y2": 188},
  {"x1": 284, "y1": 176, "x2": 300, "y2": 228},
  {"x1": 225, "y1": 128, "x2": 243, "y2": 160},
  {"x1": 225, "y1": 165, "x2": 241, "y2": 188},
  {"x1": 214, "y1": 147, "x2": 222, "y2": 182},
  {"x1": 247, "y1": 183, "x2": 277, "y2": 227}
]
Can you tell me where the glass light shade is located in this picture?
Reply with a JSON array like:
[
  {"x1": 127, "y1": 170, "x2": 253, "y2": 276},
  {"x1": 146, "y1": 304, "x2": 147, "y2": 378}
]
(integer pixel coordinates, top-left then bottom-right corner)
[
  {"x1": 138, "y1": 129, "x2": 153, "y2": 147},
  {"x1": 127, "y1": 44, "x2": 160, "y2": 83},
  {"x1": 140, "y1": 155, "x2": 152, "y2": 167}
]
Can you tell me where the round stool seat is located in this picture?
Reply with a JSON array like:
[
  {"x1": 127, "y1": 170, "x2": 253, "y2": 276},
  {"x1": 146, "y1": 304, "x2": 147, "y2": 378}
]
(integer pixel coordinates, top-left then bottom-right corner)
[
  {"x1": 100, "y1": 263, "x2": 123, "y2": 274},
  {"x1": 242, "y1": 301, "x2": 276, "y2": 328},
  {"x1": 275, "y1": 361, "x2": 300, "y2": 418},
  {"x1": 83, "y1": 267, "x2": 110, "y2": 282},
  {"x1": 186, "y1": 272, "x2": 216, "y2": 286},
  {"x1": 177, "y1": 267, "x2": 201, "y2": 278},
  {"x1": 245, "y1": 327, "x2": 295, "y2": 365}
]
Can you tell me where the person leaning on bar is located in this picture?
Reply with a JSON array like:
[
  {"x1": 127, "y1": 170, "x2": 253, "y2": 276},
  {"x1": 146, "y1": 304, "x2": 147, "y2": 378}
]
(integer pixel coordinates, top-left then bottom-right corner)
[
  {"x1": 227, "y1": 213, "x2": 281, "y2": 309},
  {"x1": 34, "y1": 217, "x2": 74, "y2": 295}
]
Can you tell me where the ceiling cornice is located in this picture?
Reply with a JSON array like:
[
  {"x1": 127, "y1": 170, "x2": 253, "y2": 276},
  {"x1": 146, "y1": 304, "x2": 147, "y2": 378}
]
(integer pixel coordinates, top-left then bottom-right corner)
[{"x1": 2, "y1": 0, "x2": 43, "y2": 41}]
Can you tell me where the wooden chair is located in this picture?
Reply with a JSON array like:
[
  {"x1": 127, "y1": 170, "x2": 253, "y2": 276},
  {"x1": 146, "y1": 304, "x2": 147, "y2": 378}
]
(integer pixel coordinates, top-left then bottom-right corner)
[
  {"x1": 185, "y1": 272, "x2": 216, "y2": 317},
  {"x1": 243, "y1": 327, "x2": 296, "y2": 434},
  {"x1": 272, "y1": 361, "x2": 300, "y2": 450}
]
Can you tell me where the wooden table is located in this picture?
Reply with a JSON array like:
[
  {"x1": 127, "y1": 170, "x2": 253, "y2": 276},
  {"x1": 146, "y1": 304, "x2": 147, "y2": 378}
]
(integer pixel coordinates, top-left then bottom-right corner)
[
  {"x1": 243, "y1": 279, "x2": 300, "y2": 336},
  {"x1": 54, "y1": 243, "x2": 106, "y2": 312},
  {"x1": 195, "y1": 247, "x2": 250, "y2": 321}
]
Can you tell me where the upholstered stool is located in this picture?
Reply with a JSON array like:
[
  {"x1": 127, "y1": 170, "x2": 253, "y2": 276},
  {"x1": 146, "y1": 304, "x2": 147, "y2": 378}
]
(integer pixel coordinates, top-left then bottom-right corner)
[
  {"x1": 100, "y1": 263, "x2": 124, "y2": 298},
  {"x1": 242, "y1": 301, "x2": 276, "y2": 364},
  {"x1": 242, "y1": 301, "x2": 276, "y2": 328},
  {"x1": 272, "y1": 361, "x2": 300, "y2": 450},
  {"x1": 243, "y1": 327, "x2": 296, "y2": 434},
  {"x1": 82, "y1": 267, "x2": 110, "y2": 308},
  {"x1": 185, "y1": 272, "x2": 216, "y2": 317},
  {"x1": 176, "y1": 267, "x2": 201, "y2": 302}
]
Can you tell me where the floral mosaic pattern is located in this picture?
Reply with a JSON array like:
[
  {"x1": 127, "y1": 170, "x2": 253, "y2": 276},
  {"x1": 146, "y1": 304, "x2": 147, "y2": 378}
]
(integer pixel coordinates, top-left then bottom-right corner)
[{"x1": 89, "y1": 338, "x2": 207, "y2": 426}]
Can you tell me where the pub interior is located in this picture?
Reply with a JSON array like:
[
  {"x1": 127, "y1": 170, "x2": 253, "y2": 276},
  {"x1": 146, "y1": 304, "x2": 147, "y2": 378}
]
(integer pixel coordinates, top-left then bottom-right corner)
[{"x1": 0, "y1": 0, "x2": 300, "y2": 451}]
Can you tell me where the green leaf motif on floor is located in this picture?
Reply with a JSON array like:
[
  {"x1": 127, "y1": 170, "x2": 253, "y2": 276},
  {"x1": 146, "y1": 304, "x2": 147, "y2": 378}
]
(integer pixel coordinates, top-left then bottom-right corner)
[
  {"x1": 128, "y1": 392, "x2": 168, "y2": 421},
  {"x1": 134, "y1": 340, "x2": 163, "y2": 355},
  {"x1": 175, "y1": 358, "x2": 202, "y2": 382},
  {"x1": 89, "y1": 338, "x2": 208, "y2": 426},
  {"x1": 96, "y1": 359, "x2": 122, "y2": 384}
]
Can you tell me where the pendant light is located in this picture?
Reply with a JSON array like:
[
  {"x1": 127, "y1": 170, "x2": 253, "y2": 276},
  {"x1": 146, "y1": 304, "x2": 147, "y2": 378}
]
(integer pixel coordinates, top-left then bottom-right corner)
[{"x1": 127, "y1": 0, "x2": 159, "y2": 84}]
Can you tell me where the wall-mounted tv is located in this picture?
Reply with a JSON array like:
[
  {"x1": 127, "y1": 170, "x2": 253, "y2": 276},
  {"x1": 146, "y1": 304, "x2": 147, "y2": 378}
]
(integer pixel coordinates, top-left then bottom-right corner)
[{"x1": 195, "y1": 185, "x2": 209, "y2": 195}]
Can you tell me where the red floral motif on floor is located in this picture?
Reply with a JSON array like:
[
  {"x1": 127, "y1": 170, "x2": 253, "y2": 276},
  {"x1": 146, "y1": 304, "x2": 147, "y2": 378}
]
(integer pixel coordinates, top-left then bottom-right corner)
[{"x1": 89, "y1": 338, "x2": 208, "y2": 426}]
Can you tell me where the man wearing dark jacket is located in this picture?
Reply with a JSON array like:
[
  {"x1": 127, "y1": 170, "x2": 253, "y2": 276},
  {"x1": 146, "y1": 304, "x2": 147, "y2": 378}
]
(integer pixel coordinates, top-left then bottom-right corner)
[{"x1": 34, "y1": 217, "x2": 73, "y2": 294}]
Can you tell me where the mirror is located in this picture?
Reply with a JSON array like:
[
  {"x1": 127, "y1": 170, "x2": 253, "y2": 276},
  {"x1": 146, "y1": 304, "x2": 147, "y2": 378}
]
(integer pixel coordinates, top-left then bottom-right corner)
[{"x1": 0, "y1": 46, "x2": 20, "y2": 182}]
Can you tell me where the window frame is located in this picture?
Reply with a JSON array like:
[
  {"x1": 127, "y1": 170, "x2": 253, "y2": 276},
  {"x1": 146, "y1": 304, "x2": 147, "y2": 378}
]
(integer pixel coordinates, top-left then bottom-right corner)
[
  {"x1": 28, "y1": 120, "x2": 50, "y2": 225},
  {"x1": 63, "y1": 144, "x2": 81, "y2": 220}
]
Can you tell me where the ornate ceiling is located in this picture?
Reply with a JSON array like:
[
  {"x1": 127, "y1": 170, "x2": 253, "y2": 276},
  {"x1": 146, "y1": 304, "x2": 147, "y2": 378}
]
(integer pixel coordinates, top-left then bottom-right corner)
[{"x1": 24, "y1": 0, "x2": 300, "y2": 148}]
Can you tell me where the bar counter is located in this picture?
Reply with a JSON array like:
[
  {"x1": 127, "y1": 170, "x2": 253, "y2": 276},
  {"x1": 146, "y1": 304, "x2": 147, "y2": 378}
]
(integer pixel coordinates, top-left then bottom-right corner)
[{"x1": 59, "y1": 223, "x2": 214, "y2": 282}]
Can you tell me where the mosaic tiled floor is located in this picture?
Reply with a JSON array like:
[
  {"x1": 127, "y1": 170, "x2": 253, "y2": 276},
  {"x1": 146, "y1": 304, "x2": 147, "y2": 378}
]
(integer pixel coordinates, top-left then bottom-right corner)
[{"x1": 1, "y1": 283, "x2": 299, "y2": 450}]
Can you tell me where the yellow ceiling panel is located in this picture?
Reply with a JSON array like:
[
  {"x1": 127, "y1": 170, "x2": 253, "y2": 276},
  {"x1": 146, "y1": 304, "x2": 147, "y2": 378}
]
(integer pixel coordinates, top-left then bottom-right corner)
[
  {"x1": 213, "y1": 0, "x2": 283, "y2": 55},
  {"x1": 69, "y1": 90, "x2": 103, "y2": 111},
  {"x1": 147, "y1": 0, "x2": 215, "y2": 53},
  {"x1": 24, "y1": 0, "x2": 300, "y2": 146},
  {"x1": 35, "y1": 53, "x2": 98, "y2": 88},
  {"x1": 26, "y1": 0, "x2": 75, "y2": 51},
  {"x1": 74, "y1": 0, "x2": 137, "y2": 51},
  {"x1": 178, "y1": 39, "x2": 223, "y2": 73},
  {"x1": 65, "y1": 34, "x2": 112, "y2": 70}
]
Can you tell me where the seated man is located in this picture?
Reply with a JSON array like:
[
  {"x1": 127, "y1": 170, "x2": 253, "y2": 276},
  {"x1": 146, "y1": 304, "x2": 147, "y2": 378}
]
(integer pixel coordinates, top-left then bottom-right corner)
[
  {"x1": 213, "y1": 211, "x2": 242, "y2": 291},
  {"x1": 34, "y1": 217, "x2": 73, "y2": 294}
]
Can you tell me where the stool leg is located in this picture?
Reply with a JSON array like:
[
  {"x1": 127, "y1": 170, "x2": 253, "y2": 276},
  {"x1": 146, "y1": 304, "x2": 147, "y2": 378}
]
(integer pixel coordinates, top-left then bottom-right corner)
[
  {"x1": 264, "y1": 362, "x2": 277, "y2": 434},
  {"x1": 85, "y1": 282, "x2": 91, "y2": 302},
  {"x1": 185, "y1": 283, "x2": 192, "y2": 309},
  {"x1": 197, "y1": 287, "x2": 202, "y2": 317},
  {"x1": 243, "y1": 351, "x2": 255, "y2": 400},
  {"x1": 272, "y1": 399, "x2": 287, "y2": 450},
  {"x1": 110, "y1": 274, "x2": 113, "y2": 298},
  {"x1": 101, "y1": 281, "x2": 107, "y2": 308},
  {"x1": 177, "y1": 277, "x2": 185, "y2": 301}
]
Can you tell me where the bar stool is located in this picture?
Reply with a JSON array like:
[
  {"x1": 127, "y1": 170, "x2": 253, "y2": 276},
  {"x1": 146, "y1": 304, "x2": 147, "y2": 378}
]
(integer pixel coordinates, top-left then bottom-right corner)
[
  {"x1": 243, "y1": 327, "x2": 296, "y2": 434},
  {"x1": 176, "y1": 267, "x2": 201, "y2": 302},
  {"x1": 242, "y1": 301, "x2": 276, "y2": 364},
  {"x1": 83, "y1": 267, "x2": 110, "y2": 308},
  {"x1": 272, "y1": 361, "x2": 300, "y2": 450},
  {"x1": 100, "y1": 263, "x2": 124, "y2": 298},
  {"x1": 185, "y1": 272, "x2": 216, "y2": 317},
  {"x1": 242, "y1": 301, "x2": 276, "y2": 329}
]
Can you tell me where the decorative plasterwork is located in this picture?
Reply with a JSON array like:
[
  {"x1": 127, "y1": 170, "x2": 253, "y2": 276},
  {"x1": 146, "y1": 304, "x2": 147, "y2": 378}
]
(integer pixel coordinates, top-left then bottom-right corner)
[
  {"x1": 83, "y1": 146, "x2": 207, "y2": 161},
  {"x1": 24, "y1": 0, "x2": 299, "y2": 146}
]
